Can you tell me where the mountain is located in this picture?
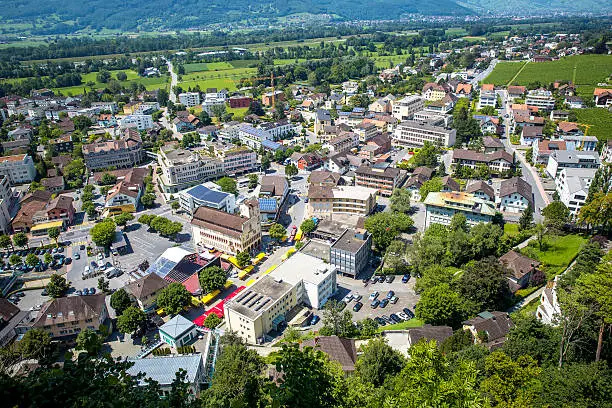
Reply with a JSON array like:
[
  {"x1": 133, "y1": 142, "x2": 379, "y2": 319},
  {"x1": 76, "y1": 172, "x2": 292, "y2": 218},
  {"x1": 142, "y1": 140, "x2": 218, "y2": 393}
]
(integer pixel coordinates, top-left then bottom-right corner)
[{"x1": 457, "y1": 0, "x2": 609, "y2": 14}]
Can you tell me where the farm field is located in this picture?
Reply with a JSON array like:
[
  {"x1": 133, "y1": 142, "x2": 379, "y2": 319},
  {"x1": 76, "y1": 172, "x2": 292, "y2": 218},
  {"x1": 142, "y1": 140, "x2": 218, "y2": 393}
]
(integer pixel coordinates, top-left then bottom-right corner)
[
  {"x1": 573, "y1": 108, "x2": 612, "y2": 141},
  {"x1": 56, "y1": 70, "x2": 168, "y2": 95},
  {"x1": 179, "y1": 77, "x2": 239, "y2": 92},
  {"x1": 484, "y1": 61, "x2": 527, "y2": 85},
  {"x1": 512, "y1": 55, "x2": 612, "y2": 86}
]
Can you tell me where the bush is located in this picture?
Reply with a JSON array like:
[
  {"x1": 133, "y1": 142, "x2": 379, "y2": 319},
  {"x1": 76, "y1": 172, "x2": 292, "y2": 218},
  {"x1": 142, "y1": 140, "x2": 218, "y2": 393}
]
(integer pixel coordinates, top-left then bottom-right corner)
[
  {"x1": 152, "y1": 347, "x2": 172, "y2": 356},
  {"x1": 177, "y1": 345, "x2": 196, "y2": 354}
]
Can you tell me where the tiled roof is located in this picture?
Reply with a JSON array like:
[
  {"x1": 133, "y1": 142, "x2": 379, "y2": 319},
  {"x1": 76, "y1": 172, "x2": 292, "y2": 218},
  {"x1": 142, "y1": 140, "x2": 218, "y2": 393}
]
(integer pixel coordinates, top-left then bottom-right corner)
[
  {"x1": 499, "y1": 250, "x2": 540, "y2": 280},
  {"x1": 34, "y1": 294, "x2": 106, "y2": 328},
  {"x1": 499, "y1": 177, "x2": 533, "y2": 207},
  {"x1": 191, "y1": 206, "x2": 248, "y2": 238},
  {"x1": 300, "y1": 336, "x2": 357, "y2": 372},
  {"x1": 463, "y1": 311, "x2": 514, "y2": 343},
  {"x1": 125, "y1": 273, "x2": 169, "y2": 300}
]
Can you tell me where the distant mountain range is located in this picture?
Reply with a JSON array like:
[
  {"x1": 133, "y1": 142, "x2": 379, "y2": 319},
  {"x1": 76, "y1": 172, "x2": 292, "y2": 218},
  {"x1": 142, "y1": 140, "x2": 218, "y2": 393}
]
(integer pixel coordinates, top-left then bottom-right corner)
[{"x1": 0, "y1": 0, "x2": 608, "y2": 35}]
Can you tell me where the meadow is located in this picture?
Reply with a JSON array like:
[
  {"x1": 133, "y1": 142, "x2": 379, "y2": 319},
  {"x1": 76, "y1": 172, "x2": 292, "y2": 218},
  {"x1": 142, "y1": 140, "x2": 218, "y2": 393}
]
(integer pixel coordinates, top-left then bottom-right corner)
[
  {"x1": 573, "y1": 108, "x2": 612, "y2": 141},
  {"x1": 484, "y1": 61, "x2": 527, "y2": 86},
  {"x1": 55, "y1": 69, "x2": 168, "y2": 95},
  {"x1": 512, "y1": 55, "x2": 611, "y2": 86}
]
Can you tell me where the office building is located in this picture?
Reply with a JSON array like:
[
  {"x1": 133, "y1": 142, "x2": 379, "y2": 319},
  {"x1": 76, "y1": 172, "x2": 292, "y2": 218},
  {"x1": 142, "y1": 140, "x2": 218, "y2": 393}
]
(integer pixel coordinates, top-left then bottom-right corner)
[
  {"x1": 158, "y1": 146, "x2": 223, "y2": 193},
  {"x1": 391, "y1": 95, "x2": 425, "y2": 121},
  {"x1": 179, "y1": 183, "x2": 236, "y2": 215},
  {"x1": 355, "y1": 162, "x2": 402, "y2": 197},
  {"x1": 330, "y1": 228, "x2": 372, "y2": 279},
  {"x1": 0, "y1": 154, "x2": 36, "y2": 184},
  {"x1": 82, "y1": 129, "x2": 144, "y2": 171},
  {"x1": 119, "y1": 114, "x2": 154, "y2": 130},
  {"x1": 307, "y1": 185, "x2": 377, "y2": 219},
  {"x1": 546, "y1": 150, "x2": 600, "y2": 178},
  {"x1": 393, "y1": 120, "x2": 456, "y2": 148}
]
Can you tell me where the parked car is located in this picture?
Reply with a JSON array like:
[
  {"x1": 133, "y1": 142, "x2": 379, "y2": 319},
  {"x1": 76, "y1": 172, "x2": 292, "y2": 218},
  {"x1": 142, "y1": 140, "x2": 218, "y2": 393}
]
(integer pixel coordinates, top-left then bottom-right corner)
[
  {"x1": 370, "y1": 299, "x2": 380, "y2": 309},
  {"x1": 97, "y1": 253, "x2": 104, "y2": 261},
  {"x1": 89, "y1": 287, "x2": 96, "y2": 294},
  {"x1": 58, "y1": 247, "x2": 64, "y2": 253},
  {"x1": 75, "y1": 290, "x2": 83, "y2": 296},
  {"x1": 362, "y1": 278, "x2": 369, "y2": 284},
  {"x1": 41, "y1": 288, "x2": 48, "y2": 296},
  {"x1": 343, "y1": 293, "x2": 353, "y2": 303},
  {"x1": 368, "y1": 291, "x2": 379, "y2": 301},
  {"x1": 385, "y1": 275, "x2": 395, "y2": 283},
  {"x1": 386, "y1": 290, "x2": 395, "y2": 299},
  {"x1": 352, "y1": 302, "x2": 363, "y2": 312},
  {"x1": 74, "y1": 253, "x2": 80, "y2": 260},
  {"x1": 390, "y1": 314, "x2": 402, "y2": 323},
  {"x1": 390, "y1": 296, "x2": 399, "y2": 304},
  {"x1": 80, "y1": 245, "x2": 85, "y2": 250},
  {"x1": 353, "y1": 294, "x2": 362, "y2": 302},
  {"x1": 65, "y1": 257, "x2": 72, "y2": 264},
  {"x1": 377, "y1": 275, "x2": 385, "y2": 283},
  {"x1": 370, "y1": 276, "x2": 378, "y2": 284},
  {"x1": 397, "y1": 312, "x2": 410, "y2": 321},
  {"x1": 374, "y1": 317, "x2": 386, "y2": 326},
  {"x1": 402, "y1": 274, "x2": 411, "y2": 283},
  {"x1": 403, "y1": 307, "x2": 415, "y2": 319},
  {"x1": 310, "y1": 315, "x2": 320, "y2": 325},
  {"x1": 379, "y1": 298, "x2": 389, "y2": 308}
]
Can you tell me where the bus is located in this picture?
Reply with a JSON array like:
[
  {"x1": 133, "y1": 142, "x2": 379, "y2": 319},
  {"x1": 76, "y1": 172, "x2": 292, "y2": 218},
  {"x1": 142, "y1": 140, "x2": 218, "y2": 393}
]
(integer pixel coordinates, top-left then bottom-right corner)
[{"x1": 237, "y1": 177, "x2": 250, "y2": 188}]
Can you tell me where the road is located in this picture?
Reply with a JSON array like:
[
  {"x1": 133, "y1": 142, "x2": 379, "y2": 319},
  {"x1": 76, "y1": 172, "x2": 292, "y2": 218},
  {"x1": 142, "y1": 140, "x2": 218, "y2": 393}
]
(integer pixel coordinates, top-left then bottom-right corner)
[
  {"x1": 166, "y1": 59, "x2": 178, "y2": 103},
  {"x1": 471, "y1": 59, "x2": 498, "y2": 86}
]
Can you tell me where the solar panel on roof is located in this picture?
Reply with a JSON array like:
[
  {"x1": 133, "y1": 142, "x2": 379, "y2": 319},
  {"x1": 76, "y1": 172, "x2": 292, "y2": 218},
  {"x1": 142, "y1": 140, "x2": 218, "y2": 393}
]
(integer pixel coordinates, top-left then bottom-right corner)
[{"x1": 258, "y1": 198, "x2": 278, "y2": 212}]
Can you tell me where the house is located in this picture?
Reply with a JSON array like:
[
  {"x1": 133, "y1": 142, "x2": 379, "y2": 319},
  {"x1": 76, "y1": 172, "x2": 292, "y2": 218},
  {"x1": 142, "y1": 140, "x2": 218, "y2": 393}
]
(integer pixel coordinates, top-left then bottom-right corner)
[
  {"x1": 124, "y1": 272, "x2": 170, "y2": 312},
  {"x1": 557, "y1": 121, "x2": 583, "y2": 136},
  {"x1": 12, "y1": 190, "x2": 52, "y2": 232},
  {"x1": 41, "y1": 176, "x2": 65, "y2": 193},
  {"x1": 499, "y1": 250, "x2": 541, "y2": 292},
  {"x1": 561, "y1": 135, "x2": 598, "y2": 152},
  {"x1": 463, "y1": 311, "x2": 514, "y2": 350},
  {"x1": 159, "y1": 314, "x2": 198, "y2": 348},
  {"x1": 564, "y1": 96, "x2": 584, "y2": 109},
  {"x1": 507, "y1": 85, "x2": 526, "y2": 100},
  {"x1": 322, "y1": 133, "x2": 358, "y2": 155},
  {"x1": 533, "y1": 139, "x2": 567, "y2": 164},
  {"x1": 191, "y1": 201, "x2": 261, "y2": 255},
  {"x1": 365, "y1": 133, "x2": 392, "y2": 156},
  {"x1": 546, "y1": 150, "x2": 601, "y2": 178},
  {"x1": 520, "y1": 126, "x2": 544, "y2": 146},
  {"x1": 355, "y1": 163, "x2": 402, "y2": 197},
  {"x1": 550, "y1": 110, "x2": 570, "y2": 121},
  {"x1": 229, "y1": 95, "x2": 252, "y2": 109},
  {"x1": 465, "y1": 180, "x2": 495, "y2": 201},
  {"x1": 498, "y1": 177, "x2": 533, "y2": 213},
  {"x1": 330, "y1": 228, "x2": 372, "y2": 279},
  {"x1": 451, "y1": 149, "x2": 514, "y2": 175},
  {"x1": 482, "y1": 136, "x2": 504, "y2": 153},
  {"x1": 178, "y1": 92, "x2": 201, "y2": 107},
  {"x1": 594, "y1": 88, "x2": 612, "y2": 107},
  {"x1": 405, "y1": 167, "x2": 433, "y2": 200},
  {"x1": 300, "y1": 336, "x2": 357, "y2": 374},
  {"x1": 179, "y1": 184, "x2": 236, "y2": 216},
  {"x1": 441, "y1": 175, "x2": 460, "y2": 192},
  {"x1": 259, "y1": 175, "x2": 289, "y2": 224},
  {"x1": 290, "y1": 152, "x2": 322, "y2": 171},
  {"x1": 368, "y1": 94, "x2": 395, "y2": 114},
  {"x1": 455, "y1": 83, "x2": 472, "y2": 98},
  {"x1": 473, "y1": 115, "x2": 500, "y2": 135},
  {"x1": 424, "y1": 192, "x2": 497, "y2": 228},
  {"x1": 381, "y1": 325, "x2": 453, "y2": 356},
  {"x1": 422, "y1": 83, "x2": 447, "y2": 101},
  {"x1": 555, "y1": 167, "x2": 597, "y2": 216},
  {"x1": 32, "y1": 294, "x2": 109, "y2": 339},
  {"x1": 119, "y1": 114, "x2": 154, "y2": 130},
  {"x1": 353, "y1": 122, "x2": 378, "y2": 142},
  {"x1": 309, "y1": 170, "x2": 342, "y2": 187},
  {"x1": 478, "y1": 89, "x2": 496, "y2": 110}
]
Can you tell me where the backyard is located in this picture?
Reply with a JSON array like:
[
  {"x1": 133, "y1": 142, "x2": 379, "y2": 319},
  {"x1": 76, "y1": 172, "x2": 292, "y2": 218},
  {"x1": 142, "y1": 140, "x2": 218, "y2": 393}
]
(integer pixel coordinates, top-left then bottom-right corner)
[{"x1": 520, "y1": 234, "x2": 587, "y2": 278}]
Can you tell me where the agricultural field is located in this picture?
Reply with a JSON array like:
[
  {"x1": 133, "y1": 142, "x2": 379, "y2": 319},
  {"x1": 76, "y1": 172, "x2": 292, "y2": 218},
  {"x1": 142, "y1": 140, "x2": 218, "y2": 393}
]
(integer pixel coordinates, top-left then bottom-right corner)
[
  {"x1": 183, "y1": 61, "x2": 235, "y2": 73},
  {"x1": 228, "y1": 60, "x2": 257, "y2": 69},
  {"x1": 179, "y1": 77, "x2": 239, "y2": 92},
  {"x1": 55, "y1": 69, "x2": 168, "y2": 95},
  {"x1": 512, "y1": 55, "x2": 611, "y2": 86},
  {"x1": 573, "y1": 108, "x2": 612, "y2": 141},
  {"x1": 483, "y1": 61, "x2": 527, "y2": 85},
  {"x1": 178, "y1": 64, "x2": 257, "y2": 92},
  {"x1": 445, "y1": 27, "x2": 468, "y2": 37}
]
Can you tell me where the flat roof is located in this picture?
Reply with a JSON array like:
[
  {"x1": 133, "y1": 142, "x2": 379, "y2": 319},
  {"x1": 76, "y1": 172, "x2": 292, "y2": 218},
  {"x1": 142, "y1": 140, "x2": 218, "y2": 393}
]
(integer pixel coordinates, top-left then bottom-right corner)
[
  {"x1": 126, "y1": 354, "x2": 202, "y2": 386},
  {"x1": 424, "y1": 191, "x2": 497, "y2": 216},
  {"x1": 270, "y1": 252, "x2": 335, "y2": 286},
  {"x1": 226, "y1": 275, "x2": 293, "y2": 320},
  {"x1": 184, "y1": 184, "x2": 230, "y2": 205},
  {"x1": 331, "y1": 229, "x2": 370, "y2": 253},
  {"x1": 30, "y1": 220, "x2": 64, "y2": 231},
  {"x1": 332, "y1": 186, "x2": 377, "y2": 201}
]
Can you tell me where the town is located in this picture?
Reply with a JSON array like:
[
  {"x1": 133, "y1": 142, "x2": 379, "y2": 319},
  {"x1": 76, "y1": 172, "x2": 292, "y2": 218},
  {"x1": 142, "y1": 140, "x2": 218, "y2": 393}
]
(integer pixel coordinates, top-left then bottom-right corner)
[{"x1": 0, "y1": 18, "x2": 610, "y2": 408}]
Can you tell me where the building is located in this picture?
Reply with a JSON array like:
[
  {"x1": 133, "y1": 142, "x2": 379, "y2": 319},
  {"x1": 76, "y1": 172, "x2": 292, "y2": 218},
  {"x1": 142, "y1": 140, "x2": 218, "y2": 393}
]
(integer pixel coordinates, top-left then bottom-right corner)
[
  {"x1": 561, "y1": 134, "x2": 598, "y2": 152},
  {"x1": 0, "y1": 176, "x2": 14, "y2": 234},
  {"x1": 314, "y1": 109, "x2": 332, "y2": 135},
  {"x1": 238, "y1": 125, "x2": 274, "y2": 150},
  {"x1": 526, "y1": 89, "x2": 555, "y2": 110},
  {"x1": 124, "y1": 272, "x2": 170, "y2": 312},
  {"x1": 391, "y1": 95, "x2": 425, "y2": 121},
  {"x1": 224, "y1": 274, "x2": 297, "y2": 344},
  {"x1": 0, "y1": 154, "x2": 36, "y2": 184},
  {"x1": 424, "y1": 192, "x2": 497, "y2": 228},
  {"x1": 0, "y1": 298, "x2": 29, "y2": 347},
  {"x1": 300, "y1": 336, "x2": 357, "y2": 374},
  {"x1": 270, "y1": 252, "x2": 337, "y2": 309},
  {"x1": 191, "y1": 201, "x2": 261, "y2": 255},
  {"x1": 498, "y1": 177, "x2": 533, "y2": 213},
  {"x1": 159, "y1": 314, "x2": 198, "y2": 348},
  {"x1": 353, "y1": 122, "x2": 377, "y2": 142},
  {"x1": 555, "y1": 167, "x2": 597, "y2": 216},
  {"x1": 478, "y1": 89, "x2": 497, "y2": 110},
  {"x1": 593, "y1": 88, "x2": 612, "y2": 107},
  {"x1": 309, "y1": 170, "x2": 342, "y2": 187},
  {"x1": 32, "y1": 294, "x2": 109, "y2": 339},
  {"x1": 465, "y1": 180, "x2": 495, "y2": 202},
  {"x1": 100, "y1": 168, "x2": 146, "y2": 217},
  {"x1": 533, "y1": 139, "x2": 567, "y2": 164},
  {"x1": 323, "y1": 133, "x2": 359, "y2": 155},
  {"x1": 229, "y1": 96, "x2": 252, "y2": 109},
  {"x1": 144, "y1": 247, "x2": 213, "y2": 295},
  {"x1": 482, "y1": 136, "x2": 504, "y2": 153},
  {"x1": 259, "y1": 176, "x2": 289, "y2": 224},
  {"x1": 422, "y1": 82, "x2": 447, "y2": 101},
  {"x1": 11, "y1": 190, "x2": 52, "y2": 233},
  {"x1": 307, "y1": 185, "x2": 377, "y2": 219},
  {"x1": 463, "y1": 311, "x2": 514, "y2": 350},
  {"x1": 393, "y1": 121, "x2": 456, "y2": 148},
  {"x1": 290, "y1": 152, "x2": 323, "y2": 171},
  {"x1": 451, "y1": 149, "x2": 514, "y2": 175},
  {"x1": 82, "y1": 129, "x2": 144, "y2": 171},
  {"x1": 178, "y1": 92, "x2": 201, "y2": 107},
  {"x1": 179, "y1": 184, "x2": 236, "y2": 216},
  {"x1": 49, "y1": 135, "x2": 74, "y2": 153},
  {"x1": 355, "y1": 163, "x2": 402, "y2": 197},
  {"x1": 406, "y1": 325, "x2": 453, "y2": 349},
  {"x1": 259, "y1": 120, "x2": 293, "y2": 141},
  {"x1": 209, "y1": 145, "x2": 257, "y2": 176},
  {"x1": 537, "y1": 277, "x2": 562, "y2": 325},
  {"x1": 126, "y1": 354, "x2": 205, "y2": 397},
  {"x1": 158, "y1": 146, "x2": 223, "y2": 193},
  {"x1": 507, "y1": 85, "x2": 526, "y2": 100},
  {"x1": 405, "y1": 166, "x2": 434, "y2": 201},
  {"x1": 119, "y1": 114, "x2": 154, "y2": 130},
  {"x1": 330, "y1": 228, "x2": 372, "y2": 279},
  {"x1": 546, "y1": 150, "x2": 601, "y2": 178},
  {"x1": 261, "y1": 90, "x2": 284, "y2": 107},
  {"x1": 499, "y1": 250, "x2": 541, "y2": 292},
  {"x1": 520, "y1": 126, "x2": 544, "y2": 146}
]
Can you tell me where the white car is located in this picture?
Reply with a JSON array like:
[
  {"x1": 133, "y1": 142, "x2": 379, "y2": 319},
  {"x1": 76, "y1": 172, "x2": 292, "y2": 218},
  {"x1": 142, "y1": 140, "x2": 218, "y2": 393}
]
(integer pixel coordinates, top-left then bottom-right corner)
[
  {"x1": 343, "y1": 293, "x2": 353, "y2": 303},
  {"x1": 368, "y1": 291, "x2": 379, "y2": 301},
  {"x1": 397, "y1": 312, "x2": 410, "y2": 321}
]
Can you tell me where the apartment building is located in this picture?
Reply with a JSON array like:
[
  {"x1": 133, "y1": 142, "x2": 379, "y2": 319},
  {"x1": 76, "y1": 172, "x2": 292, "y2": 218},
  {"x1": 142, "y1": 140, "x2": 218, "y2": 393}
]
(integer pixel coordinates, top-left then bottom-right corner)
[
  {"x1": 478, "y1": 89, "x2": 497, "y2": 110},
  {"x1": 0, "y1": 176, "x2": 14, "y2": 233},
  {"x1": 355, "y1": 163, "x2": 402, "y2": 197},
  {"x1": 32, "y1": 294, "x2": 108, "y2": 339},
  {"x1": 413, "y1": 110, "x2": 453, "y2": 128},
  {"x1": 330, "y1": 228, "x2": 372, "y2": 279},
  {"x1": 119, "y1": 114, "x2": 154, "y2": 130},
  {"x1": 191, "y1": 200, "x2": 261, "y2": 255},
  {"x1": 424, "y1": 192, "x2": 497, "y2": 228},
  {"x1": 498, "y1": 177, "x2": 533, "y2": 213},
  {"x1": 546, "y1": 150, "x2": 601, "y2": 178},
  {"x1": 322, "y1": 133, "x2": 359, "y2": 155},
  {"x1": 0, "y1": 154, "x2": 36, "y2": 184},
  {"x1": 259, "y1": 120, "x2": 293, "y2": 141},
  {"x1": 82, "y1": 129, "x2": 144, "y2": 171},
  {"x1": 201, "y1": 95, "x2": 226, "y2": 115},
  {"x1": 393, "y1": 120, "x2": 456, "y2": 148},
  {"x1": 307, "y1": 185, "x2": 377, "y2": 219},
  {"x1": 555, "y1": 167, "x2": 597, "y2": 216},
  {"x1": 238, "y1": 125, "x2": 274, "y2": 150},
  {"x1": 158, "y1": 146, "x2": 223, "y2": 193},
  {"x1": 215, "y1": 145, "x2": 257, "y2": 175},
  {"x1": 353, "y1": 122, "x2": 378, "y2": 142},
  {"x1": 178, "y1": 92, "x2": 201, "y2": 107},
  {"x1": 391, "y1": 95, "x2": 425, "y2": 121},
  {"x1": 526, "y1": 89, "x2": 556, "y2": 110},
  {"x1": 451, "y1": 149, "x2": 514, "y2": 174}
]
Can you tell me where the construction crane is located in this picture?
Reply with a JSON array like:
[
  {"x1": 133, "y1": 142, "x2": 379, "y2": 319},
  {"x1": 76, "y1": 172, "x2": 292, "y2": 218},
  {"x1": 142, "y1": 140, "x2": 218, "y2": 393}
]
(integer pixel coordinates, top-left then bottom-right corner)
[{"x1": 248, "y1": 72, "x2": 285, "y2": 107}]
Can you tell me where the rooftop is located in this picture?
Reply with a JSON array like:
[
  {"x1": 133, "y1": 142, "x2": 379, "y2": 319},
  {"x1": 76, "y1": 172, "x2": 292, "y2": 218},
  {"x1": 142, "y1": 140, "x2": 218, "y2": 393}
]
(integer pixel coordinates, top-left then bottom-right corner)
[
  {"x1": 424, "y1": 192, "x2": 497, "y2": 216},
  {"x1": 126, "y1": 354, "x2": 203, "y2": 386},
  {"x1": 226, "y1": 275, "x2": 294, "y2": 320},
  {"x1": 270, "y1": 252, "x2": 336, "y2": 286},
  {"x1": 184, "y1": 184, "x2": 231, "y2": 205},
  {"x1": 160, "y1": 314, "x2": 195, "y2": 339},
  {"x1": 331, "y1": 228, "x2": 370, "y2": 253}
]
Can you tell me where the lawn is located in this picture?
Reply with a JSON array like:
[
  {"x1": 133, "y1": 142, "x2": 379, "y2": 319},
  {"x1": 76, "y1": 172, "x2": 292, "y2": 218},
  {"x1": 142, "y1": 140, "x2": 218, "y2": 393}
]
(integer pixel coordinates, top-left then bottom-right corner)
[
  {"x1": 373, "y1": 55, "x2": 404, "y2": 69},
  {"x1": 55, "y1": 73, "x2": 168, "y2": 95},
  {"x1": 179, "y1": 77, "x2": 238, "y2": 92},
  {"x1": 573, "y1": 108, "x2": 612, "y2": 141},
  {"x1": 181, "y1": 67, "x2": 257, "y2": 81},
  {"x1": 376, "y1": 318, "x2": 424, "y2": 333},
  {"x1": 445, "y1": 27, "x2": 468, "y2": 37},
  {"x1": 503, "y1": 223, "x2": 520, "y2": 237},
  {"x1": 484, "y1": 61, "x2": 527, "y2": 86},
  {"x1": 226, "y1": 106, "x2": 249, "y2": 120},
  {"x1": 520, "y1": 234, "x2": 587, "y2": 278},
  {"x1": 512, "y1": 55, "x2": 612, "y2": 86}
]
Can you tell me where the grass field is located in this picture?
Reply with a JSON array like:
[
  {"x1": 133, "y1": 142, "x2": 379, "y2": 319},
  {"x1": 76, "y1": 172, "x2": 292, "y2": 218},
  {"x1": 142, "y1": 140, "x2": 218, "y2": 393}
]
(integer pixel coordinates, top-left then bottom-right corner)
[
  {"x1": 512, "y1": 55, "x2": 612, "y2": 86},
  {"x1": 180, "y1": 77, "x2": 238, "y2": 92},
  {"x1": 503, "y1": 223, "x2": 520, "y2": 237},
  {"x1": 445, "y1": 27, "x2": 468, "y2": 36},
  {"x1": 574, "y1": 108, "x2": 612, "y2": 141},
  {"x1": 376, "y1": 318, "x2": 424, "y2": 333},
  {"x1": 55, "y1": 69, "x2": 168, "y2": 95},
  {"x1": 228, "y1": 60, "x2": 257, "y2": 69},
  {"x1": 520, "y1": 234, "x2": 587, "y2": 278},
  {"x1": 484, "y1": 61, "x2": 527, "y2": 86}
]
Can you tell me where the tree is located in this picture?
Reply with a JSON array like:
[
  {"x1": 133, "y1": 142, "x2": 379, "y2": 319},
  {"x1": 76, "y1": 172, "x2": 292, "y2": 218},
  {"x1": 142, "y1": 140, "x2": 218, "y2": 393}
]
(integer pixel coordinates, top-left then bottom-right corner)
[
  {"x1": 390, "y1": 188, "x2": 412, "y2": 214},
  {"x1": 534, "y1": 222, "x2": 546, "y2": 250},
  {"x1": 96, "y1": 70, "x2": 111, "y2": 83},
  {"x1": 47, "y1": 227, "x2": 60, "y2": 247},
  {"x1": 116, "y1": 71, "x2": 128, "y2": 81},
  {"x1": 578, "y1": 192, "x2": 612, "y2": 232},
  {"x1": 198, "y1": 110, "x2": 212, "y2": 126},
  {"x1": 542, "y1": 201, "x2": 570, "y2": 232},
  {"x1": 9, "y1": 254, "x2": 22, "y2": 266},
  {"x1": 140, "y1": 193, "x2": 156, "y2": 208},
  {"x1": 100, "y1": 172, "x2": 118, "y2": 185},
  {"x1": 384, "y1": 240, "x2": 408, "y2": 271},
  {"x1": 285, "y1": 163, "x2": 298, "y2": 178},
  {"x1": 261, "y1": 155, "x2": 271, "y2": 171},
  {"x1": 156, "y1": 282, "x2": 191, "y2": 316},
  {"x1": 25, "y1": 253, "x2": 40, "y2": 267},
  {"x1": 519, "y1": 204, "x2": 534, "y2": 231},
  {"x1": 47, "y1": 274, "x2": 69, "y2": 298},
  {"x1": 210, "y1": 103, "x2": 226, "y2": 119},
  {"x1": 76, "y1": 328, "x2": 103, "y2": 356},
  {"x1": 247, "y1": 173, "x2": 258, "y2": 189},
  {"x1": 440, "y1": 329, "x2": 474, "y2": 354},
  {"x1": 19, "y1": 328, "x2": 52, "y2": 362},
  {"x1": 247, "y1": 100, "x2": 265, "y2": 116},
  {"x1": 416, "y1": 283, "x2": 467, "y2": 328},
  {"x1": 114, "y1": 212, "x2": 135, "y2": 227},
  {"x1": 43, "y1": 253, "x2": 53, "y2": 265},
  {"x1": 364, "y1": 212, "x2": 414, "y2": 250},
  {"x1": 12, "y1": 232, "x2": 28, "y2": 249},
  {"x1": 320, "y1": 299, "x2": 356, "y2": 337},
  {"x1": 199, "y1": 266, "x2": 226, "y2": 294},
  {"x1": 215, "y1": 177, "x2": 237, "y2": 195},
  {"x1": 300, "y1": 219, "x2": 316, "y2": 235},
  {"x1": 0, "y1": 234, "x2": 13, "y2": 251},
  {"x1": 419, "y1": 177, "x2": 443, "y2": 202},
  {"x1": 204, "y1": 313, "x2": 222, "y2": 329},
  {"x1": 411, "y1": 141, "x2": 440, "y2": 168},
  {"x1": 170, "y1": 201, "x2": 180, "y2": 211},
  {"x1": 116, "y1": 306, "x2": 146, "y2": 335},
  {"x1": 269, "y1": 223, "x2": 287, "y2": 242},
  {"x1": 456, "y1": 257, "x2": 512, "y2": 313},
  {"x1": 236, "y1": 251, "x2": 250, "y2": 269},
  {"x1": 97, "y1": 277, "x2": 110, "y2": 294},
  {"x1": 358, "y1": 318, "x2": 379, "y2": 338},
  {"x1": 90, "y1": 219, "x2": 117, "y2": 248},
  {"x1": 110, "y1": 288, "x2": 132, "y2": 316},
  {"x1": 355, "y1": 338, "x2": 405, "y2": 387}
]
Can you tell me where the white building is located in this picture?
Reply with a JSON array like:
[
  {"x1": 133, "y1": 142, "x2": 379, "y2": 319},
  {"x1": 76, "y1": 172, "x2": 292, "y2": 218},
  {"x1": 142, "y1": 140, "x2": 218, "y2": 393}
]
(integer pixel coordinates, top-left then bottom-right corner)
[
  {"x1": 119, "y1": 114, "x2": 154, "y2": 130},
  {"x1": 158, "y1": 146, "x2": 223, "y2": 193},
  {"x1": 393, "y1": 120, "x2": 456, "y2": 148},
  {"x1": 498, "y1": 177, "x2": 533, "y2": 214},
  {"x1": 0, "y1": 176, "x2": 14, "y2": 233},
  {"x1": 555, "y1": 167, "x2": 597, "y2": 216},
  {"x1": 0, "y1": 154, "x2": 37, "y2": 184},
  {"x1": 537, "y1": 276, "x2": 562, "y2": 326},
  {"x1": 201, "y1": 96, "x2": 226, "y2": 115},
  {"x1": 179, "y1": 183, "x2": 236, "y2": 215},
  {"x1": 391, "y1": 95, "x2": 425, "y2": 121},
  {"x1": 238, "y1": 125, "x2": 274, "y2": 150},
  {"x1": 424, "y1": 192, "x2": 497, "y2": 228},
  {"x1": 259, "y1": 121, "x2": 294, "y2": 141},
  {"x1": 178, "y1": 92, "x2": 201, "y2": 108},
  {"x1": 478, "y1": 89, "x2": 497, "y2": 110},
  {"x1": 526, "y1": 89, "x2": 556, "y2": 110},
  {"x1": 546, "y1": 150, "x2": 601, "y2": 178}
]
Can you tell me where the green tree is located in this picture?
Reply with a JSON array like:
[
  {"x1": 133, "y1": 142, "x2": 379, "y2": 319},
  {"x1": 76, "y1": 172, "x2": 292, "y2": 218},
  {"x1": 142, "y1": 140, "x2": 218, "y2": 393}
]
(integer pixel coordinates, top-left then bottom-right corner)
[
  {"x1": 0, "y1": 234, "x2": 13, "y2": 251},
  {"x1": 156, "y1": 282, "x2": 191, "y2": 316},
  {"x1": 261, "y1": 155, "x2": 271, "y2": 171},
  {"x1": 90, "y1": 220, "x2": 117, "y2": 248},
  {"x1": 236, "y1": 251, "x2": 250, "y2": 269},
  {"x1": 114, "y1": 212, "x2": 135, "y2": 226},
  {"x1": 140, "y1": 193, "x2": 156, "y2": 208},
  {"x1": 47, "y1": 274, "x2": 69, "y2": 298},
  {"x1": 199, "y1": 266, "x2": 226, "y2": 294},
  {"x1": 12, "y1": 232, "x2": 29, "y2": 249},
  {"x1": 364, "y1": 212, "x2": 414, "y2": 250},
  {"x1": 203, "y1": 313, "x2": 222, "y2": 329},
  {"x1": 519, "y1": 204, "x2": 534, "y2": 231},
  {"x1": 47, "y1": 227, "x2": 60, "y2": 247},
  {"x1": 43, "y1": 253, "x2": 53, "y2": 265},
  {"x1": 355, "y1": 338, "x2": 405, "y2": 387},
  {"x1": 542, "y1": 201, "x2": 570, "y2": 232},
  {"x1": 116, "y1": 306, "x2": 146, "y2": 335},
  {"x1": 25, "y1": 253, "x2": 40, "y2": 267},
  {"x1": 300, "y1": 219, "x2": 316, "y2": 235},
  {"x1": 269, "y1": 223, "x2": 287, "y2": 242},
  {"x1": 171, "y1": 201, "x2": 180, "y2": 211},
  {"x1": 411, "y1": 141, "x2": 439, "y2": 168},
  {"x1": 285, "y1": 164, "x2": 298, "y2": 178},
  {"x1": 9, "y1": 254, "x2": 22, "y2": 266},
  {"x1": 358, "y1": 318, "x2": 379, "y2": 338},
  {"x1": 19, "y1": 328, "x2": 52, "y2": 362},
  {"x1": 216, "y1": 177, "x2": 237, "y2": 195},
  {"x1": 247, "y1": 173, "x2": 259, "y2": 189},
  {"x1": 100, "y1": 173, "x2": 117, "y2": 185},
  {"x1": 390, "y1": 188, "x2": 412, "y2": 214},
  {"x1": 97, "y1": 277, "x2": 110, "y2": 294},
  {"x1": 440, "y1": 329, "x2": 474, "y2": 354},
  {"x1": 199, "y1": 110, "x2": 212, "y2": 126},
  {"x1": 457, "y1": 256, "x2": 512, "y2": 314},
  {"x1": 416, "y1": 283, "x2": 467, "y2": 328},
  {"x1": 534, "y1": 222, "x2": 546, "y2": 251},
  {"x1": 320, "y1": 299, "x2": 356, "y2": 337},
  {"x1": 75, "y1": 328, "x2": 103, "y2": 356},
  {"x1": 419, "y1": 177, "x2": 443, "y2": 202},
  {"x1": 110, "y1": 288, "x2": 133, "y2": 316}
]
